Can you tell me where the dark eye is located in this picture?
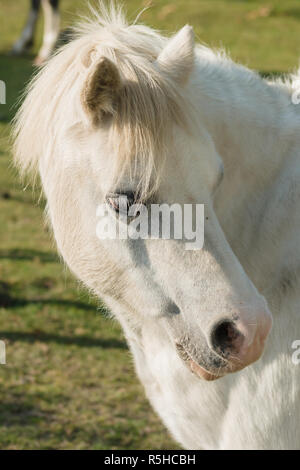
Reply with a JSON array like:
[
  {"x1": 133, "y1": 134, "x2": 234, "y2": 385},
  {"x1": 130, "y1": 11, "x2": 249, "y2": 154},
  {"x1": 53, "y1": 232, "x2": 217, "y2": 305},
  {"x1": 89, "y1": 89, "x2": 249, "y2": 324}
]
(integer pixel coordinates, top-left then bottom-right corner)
[{"x1": 106, "y1": 191, "x2": 137, "y2": 216}]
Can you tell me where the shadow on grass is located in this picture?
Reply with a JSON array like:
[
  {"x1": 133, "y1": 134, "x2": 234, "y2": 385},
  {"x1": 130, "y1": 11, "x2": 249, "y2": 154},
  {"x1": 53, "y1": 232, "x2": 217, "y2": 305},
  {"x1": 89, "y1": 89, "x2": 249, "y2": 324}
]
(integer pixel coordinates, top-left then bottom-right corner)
[
  {"x1": 259, "y1": 70, "x2": 286, "y2": 79},
  {"x1": 0, "y1": 396, "x2": 54, "y2": 428},
  {"x1": 0, "y1": 330, "x2": 127, "y2": 350},
  {"x1": 0, "y1": 54, "x2": 36, "y2": 123},
  {"x1": 0, "y1": 296, "x2": 101, "y2": 312},
  {"x1": 0, "y1": 190, "x2": 46, "y2": 206},
  {"x1": 0, "y1": 248, "x2": 59, "y2": 263},
  {"x1": 0, "y1": 279, "x2": 99, "y2": 313},
  {"x1": 0, "y1": 281, "x2": 97, "y2": 312}
]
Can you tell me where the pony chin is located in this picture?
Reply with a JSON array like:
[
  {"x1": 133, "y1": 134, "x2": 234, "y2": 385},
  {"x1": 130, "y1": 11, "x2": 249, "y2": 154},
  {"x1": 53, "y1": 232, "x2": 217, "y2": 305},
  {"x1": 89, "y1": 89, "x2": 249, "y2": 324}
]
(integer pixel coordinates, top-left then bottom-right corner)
[{"x1": 189, "y1": 360, "x2": 222, "y2": 381}]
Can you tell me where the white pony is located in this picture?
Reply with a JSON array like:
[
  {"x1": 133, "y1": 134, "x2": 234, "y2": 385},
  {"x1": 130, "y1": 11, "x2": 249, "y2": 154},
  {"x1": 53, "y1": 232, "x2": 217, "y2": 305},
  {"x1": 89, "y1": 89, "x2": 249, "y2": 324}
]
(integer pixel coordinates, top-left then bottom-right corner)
[{"x1": 13, "y1": 3, "x2": 300, "y2": 449}]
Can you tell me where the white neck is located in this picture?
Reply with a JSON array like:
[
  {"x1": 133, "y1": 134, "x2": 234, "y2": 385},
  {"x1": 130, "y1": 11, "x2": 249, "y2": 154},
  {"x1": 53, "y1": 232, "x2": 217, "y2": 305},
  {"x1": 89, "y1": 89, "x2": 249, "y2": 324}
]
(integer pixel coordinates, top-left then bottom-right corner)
[
  {"x1": 193, "y1": 47, "x2": 298, "y2": 182},
  {"x1": 192, "y1": 48, "x2": 300, "y2": 293}
]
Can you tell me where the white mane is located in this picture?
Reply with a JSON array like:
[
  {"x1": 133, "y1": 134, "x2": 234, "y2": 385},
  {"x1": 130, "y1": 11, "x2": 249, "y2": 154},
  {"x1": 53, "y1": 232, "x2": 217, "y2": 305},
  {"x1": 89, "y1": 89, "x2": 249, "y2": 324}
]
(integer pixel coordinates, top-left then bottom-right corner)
[
  {"x1": 13, "y1": 2, "x2": 197, "y2": 198},
  {"x1": 13, "y1": 2, "x2": 300, "y2": 196}
]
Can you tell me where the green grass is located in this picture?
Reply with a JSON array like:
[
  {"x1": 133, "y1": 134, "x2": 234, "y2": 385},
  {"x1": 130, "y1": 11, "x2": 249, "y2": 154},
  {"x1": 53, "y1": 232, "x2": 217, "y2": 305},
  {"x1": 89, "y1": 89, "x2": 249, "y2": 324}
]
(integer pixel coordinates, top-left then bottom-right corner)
[{"x1": 0, "y1": 0, "x2": 299, "y2": 450}]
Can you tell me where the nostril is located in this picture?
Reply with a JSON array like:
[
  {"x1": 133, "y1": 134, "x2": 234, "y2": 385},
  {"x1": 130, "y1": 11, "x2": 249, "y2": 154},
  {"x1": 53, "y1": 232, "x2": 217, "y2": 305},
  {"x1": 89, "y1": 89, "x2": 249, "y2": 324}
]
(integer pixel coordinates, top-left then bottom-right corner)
[
  {"x1": 165, "y1": 301, "x2": 180, "y2": 315},
  {"x1": 211, "y1": 320, "x2": 244, "y2": 358}
]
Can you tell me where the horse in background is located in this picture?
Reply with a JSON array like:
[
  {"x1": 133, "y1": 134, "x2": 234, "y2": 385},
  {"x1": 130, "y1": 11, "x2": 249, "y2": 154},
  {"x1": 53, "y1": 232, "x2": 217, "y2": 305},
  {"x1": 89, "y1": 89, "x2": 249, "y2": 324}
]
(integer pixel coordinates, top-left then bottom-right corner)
[{"x1": 11, "y1": 0, "x2": 60, "y2": 65}]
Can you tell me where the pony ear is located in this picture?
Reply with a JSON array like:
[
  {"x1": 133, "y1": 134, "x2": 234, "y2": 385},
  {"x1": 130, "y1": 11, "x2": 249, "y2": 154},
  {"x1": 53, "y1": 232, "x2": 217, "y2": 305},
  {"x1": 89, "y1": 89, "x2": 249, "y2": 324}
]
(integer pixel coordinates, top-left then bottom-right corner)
[
  {"x1": 81, "y1": 57, "x2": 122, "y2": 124},
  {"x1": 156, "y1": 25, "x2": 195, "y2": 85}
]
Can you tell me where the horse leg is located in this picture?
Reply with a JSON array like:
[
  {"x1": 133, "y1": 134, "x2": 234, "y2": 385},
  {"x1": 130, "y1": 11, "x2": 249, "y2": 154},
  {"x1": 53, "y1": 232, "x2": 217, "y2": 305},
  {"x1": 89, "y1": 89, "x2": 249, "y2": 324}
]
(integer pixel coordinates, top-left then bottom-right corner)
[
  {"x1": 11, "y1": 0, "x2": 41, "y2": 55},
  {"x1": 35, "y1": 0, "x2": 60, "y2": 65}
]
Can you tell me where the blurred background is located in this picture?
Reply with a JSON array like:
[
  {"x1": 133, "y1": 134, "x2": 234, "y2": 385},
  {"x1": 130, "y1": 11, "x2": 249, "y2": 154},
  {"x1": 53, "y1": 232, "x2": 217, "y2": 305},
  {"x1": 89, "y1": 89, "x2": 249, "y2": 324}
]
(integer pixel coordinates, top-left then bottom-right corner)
[{"x1": 0, "y1": 0, "x2": 299, "y2": 450}]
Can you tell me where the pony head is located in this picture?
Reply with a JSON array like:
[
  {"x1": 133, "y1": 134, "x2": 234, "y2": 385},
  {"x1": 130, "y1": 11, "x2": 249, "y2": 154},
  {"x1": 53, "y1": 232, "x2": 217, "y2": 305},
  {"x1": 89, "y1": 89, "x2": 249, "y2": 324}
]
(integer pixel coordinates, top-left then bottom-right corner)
[{"x1": 13, "y1": 3, "x2": 272, "y2": 381}]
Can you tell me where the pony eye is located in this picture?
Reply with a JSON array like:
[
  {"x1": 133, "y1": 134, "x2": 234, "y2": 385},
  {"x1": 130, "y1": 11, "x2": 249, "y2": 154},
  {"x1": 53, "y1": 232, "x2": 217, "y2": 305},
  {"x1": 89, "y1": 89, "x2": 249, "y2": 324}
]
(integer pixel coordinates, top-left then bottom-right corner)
[{"x1": 106, "y1": 192, "x2": 136, "y2": 215}]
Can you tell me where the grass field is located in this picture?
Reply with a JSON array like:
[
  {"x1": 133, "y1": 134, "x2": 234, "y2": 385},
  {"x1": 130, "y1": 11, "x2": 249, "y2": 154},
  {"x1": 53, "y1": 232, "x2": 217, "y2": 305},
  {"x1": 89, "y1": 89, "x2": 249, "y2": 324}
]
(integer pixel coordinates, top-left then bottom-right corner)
[{"x1": 0, "y1": 0, "x2": 299, "y2": 450}]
